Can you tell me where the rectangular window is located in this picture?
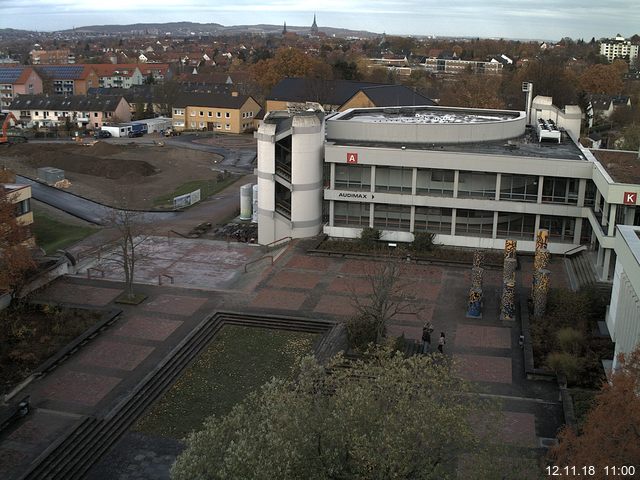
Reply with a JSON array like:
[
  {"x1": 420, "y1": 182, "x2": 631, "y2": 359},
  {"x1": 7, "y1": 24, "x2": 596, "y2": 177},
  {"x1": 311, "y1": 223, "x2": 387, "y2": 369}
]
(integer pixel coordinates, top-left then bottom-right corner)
[
  {"x1": 208, "y1": 111, "x2": 212, "y2": 117},
  {"x1": 190, "y1": 111, "x2": 196, "y2": 117},
  {"x1": 190, "y1": 121, "x2": 196, "y2": 128},
  {"x1": 539, "y1": 215, "x2": 575, "y2": 243},
  {"x1": 541, "y1": 177, "x2": 578, "y2": 205},
  {"x1": 15, "y1": 198, "x2": 31, "y2": 216},
  {"x1": 496, "y1": 212, "x2": 536, "y2": 240},
  {"x1": 373, "y1": 204, "x2": 411, "y2": 231},
  {"x1": 457, "y1": 171, "x2": 497, "y2": 199},
  {"x1": 416, "y1": 169, "x2": 454, "y2": 196},
  {"x1": 199, "y1": 111, "x2": 204, "y2": 117},
  {"x1": 499, "y1": 174, "x2": 538, "y2": 202},
  {"x1": 225, "y1": 124, "x2": 230, "y2": 130},
  {"x1": 455, "y1": 209, "x2": 494, "y2": 237},
  {"x1": 216, "y1": 112, "x2": 221, "y2": 118},
  {"x1": 375, "y1": 167, "x2": 412, "y2": 193},
  {"x1": 335, "y1": 165, "x2": 371, "y2": 191},
  {"x1": 225, "y1": 112, "x2": 230, "y2": 118},
  {"x1": 584, "y1": 181, "x2": 597, "y2": 207},
  {"x1": 334, "y1": 201, "x2": 370, "y2": 227},
  {"x1": 173, "y1": 109, "x2": 184, "y2": 116},
  {"x1": 414, "y1": 207, "x2": 452, "y2": 234},
  {"x1": 94, "y1": 112, "x2": 98, "y2": 117},
  {"x1": 199, "y1": 122, "x2": 205, "y2": 128}
]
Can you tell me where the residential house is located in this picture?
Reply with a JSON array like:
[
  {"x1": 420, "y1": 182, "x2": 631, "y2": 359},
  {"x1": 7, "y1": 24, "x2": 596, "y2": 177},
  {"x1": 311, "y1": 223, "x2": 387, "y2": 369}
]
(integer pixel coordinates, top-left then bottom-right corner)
[
  {"x1": 1, "y1": 183, "x2": 34, "y2": 247},
  {"x1": 266, "y1": 78, "x2": 436, "y2": 114},
  {"x1": 422, "y1": 53, "x2": 504, "y2": 75},
  {"x1": 8, "y1": 94, "x2": 131, "y2": 129},
  {"x1": 138, "y1": 64, "x2": 172, "y2": 83},
  {"x1": 172, "y1": 92, "x2": 261, "y2": 133},
  {"x1": 0, "y1": 67, "x2": 43, "y2": 111},
  {"x1": 586, "y1": 94, "x2": 632, "y2": 127},
  {"x1": 33, "y1": 65, "x2": 99, "y2": 95},
  {"x1": 90, "y1": 64, "x2": 144, "y2": 89},
  {"x1": 30, "y1": 48, "x2": 75, "y2": 64}
]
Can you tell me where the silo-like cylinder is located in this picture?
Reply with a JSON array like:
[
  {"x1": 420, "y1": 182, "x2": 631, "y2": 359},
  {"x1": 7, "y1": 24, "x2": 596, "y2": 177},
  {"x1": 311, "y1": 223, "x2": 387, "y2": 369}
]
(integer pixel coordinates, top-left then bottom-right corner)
[
  {"x1": 240, "y1": 183, "x2": 253, "y2": 220},
  {"x1": 251, "y1": 184, "x2": 259, "y2": 223}
]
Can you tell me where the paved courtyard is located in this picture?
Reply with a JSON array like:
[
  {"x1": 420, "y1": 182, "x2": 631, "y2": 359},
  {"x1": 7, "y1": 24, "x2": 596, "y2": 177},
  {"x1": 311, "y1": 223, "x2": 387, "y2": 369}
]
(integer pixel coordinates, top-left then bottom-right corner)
[{"x1": 0, "y1": 238, "x2": 567, "y2": 479}]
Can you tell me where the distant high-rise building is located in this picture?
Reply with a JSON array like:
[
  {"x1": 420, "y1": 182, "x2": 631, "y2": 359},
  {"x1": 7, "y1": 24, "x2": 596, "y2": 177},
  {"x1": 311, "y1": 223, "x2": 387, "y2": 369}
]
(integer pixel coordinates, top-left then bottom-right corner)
[
  {"x1": 310, "y1": 14, "x2": 319, "y2": 36},
  {"x1": 599, "y1": 34, "x2": 639, "y2": 63}
]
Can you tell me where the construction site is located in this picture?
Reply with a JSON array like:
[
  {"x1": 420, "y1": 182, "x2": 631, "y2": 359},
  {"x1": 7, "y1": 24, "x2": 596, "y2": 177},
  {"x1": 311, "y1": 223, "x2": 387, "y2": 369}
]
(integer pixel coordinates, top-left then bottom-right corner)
[{"x1": 0, "y1": 141, "x2": 233, "y2": 209}]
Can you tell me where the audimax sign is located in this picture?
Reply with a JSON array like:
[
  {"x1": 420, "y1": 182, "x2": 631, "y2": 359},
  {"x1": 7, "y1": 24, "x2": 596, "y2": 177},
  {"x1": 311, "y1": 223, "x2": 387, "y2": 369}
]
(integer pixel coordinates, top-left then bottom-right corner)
[{"x1": 335, "y1": 191, "x2": 375, "y2": 200}]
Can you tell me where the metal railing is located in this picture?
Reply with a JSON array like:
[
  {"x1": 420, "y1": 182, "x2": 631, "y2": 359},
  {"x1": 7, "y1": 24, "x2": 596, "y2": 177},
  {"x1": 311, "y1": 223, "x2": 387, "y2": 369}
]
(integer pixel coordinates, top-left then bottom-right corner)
[
  {"x1": 562, "y1": 244, "x2": 587, "y2": 258},
  {"x1": 263, "y1": 236, "x2": 292, "y2": 252},
  {"x1": 244, "y1": 255, "x2": 274, "y2": 273}
]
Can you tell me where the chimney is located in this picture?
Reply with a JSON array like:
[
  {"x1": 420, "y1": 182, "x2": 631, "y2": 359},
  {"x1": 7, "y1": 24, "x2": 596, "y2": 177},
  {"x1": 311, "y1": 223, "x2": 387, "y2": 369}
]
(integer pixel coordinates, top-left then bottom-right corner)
[{"x1": 231, "y1": 91, "x2": 239, "y2": 97}]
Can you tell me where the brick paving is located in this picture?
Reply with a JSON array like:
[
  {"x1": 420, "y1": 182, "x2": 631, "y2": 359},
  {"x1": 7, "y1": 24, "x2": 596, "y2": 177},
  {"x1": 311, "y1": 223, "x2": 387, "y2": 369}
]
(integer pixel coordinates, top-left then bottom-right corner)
[
  {"x1": 113, "y1": 316, "x2": 183, "y2": 342},
  {"x1": 76, "y1": 340, "x2": 155, "y2": 371},
  {"x1": 0, "y1": 240, "x2": 571, "y2": 479}
]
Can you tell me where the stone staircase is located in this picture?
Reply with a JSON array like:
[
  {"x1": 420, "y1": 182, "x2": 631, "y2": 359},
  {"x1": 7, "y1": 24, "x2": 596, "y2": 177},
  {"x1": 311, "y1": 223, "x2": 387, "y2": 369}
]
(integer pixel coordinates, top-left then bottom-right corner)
[{"x1": 564, "y1": 251, "x2": 612, "y2": 297}]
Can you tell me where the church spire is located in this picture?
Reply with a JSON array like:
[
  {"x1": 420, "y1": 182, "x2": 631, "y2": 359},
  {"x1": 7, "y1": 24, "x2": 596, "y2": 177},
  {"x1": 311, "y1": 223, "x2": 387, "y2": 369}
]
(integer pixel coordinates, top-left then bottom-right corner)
[
  {"x1": 310, "y1": 14, "x2": 319, "y2": 35},
  {"x1": 282, "y1": 21, "x2": 287, "y2": 35}
]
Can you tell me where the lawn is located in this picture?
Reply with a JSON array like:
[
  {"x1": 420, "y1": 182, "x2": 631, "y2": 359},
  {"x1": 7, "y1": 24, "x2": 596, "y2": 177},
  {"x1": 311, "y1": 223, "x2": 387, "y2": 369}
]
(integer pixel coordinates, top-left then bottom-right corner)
[
  {"x1": 152, "y1": 175, "x2": 240, "y2": 208},
  {"x1": 133, "y1": 325, "x2": 317, "y2": 439},
  {"x1": 33, "y1": 211, "x2": 97, "y2": 254}
]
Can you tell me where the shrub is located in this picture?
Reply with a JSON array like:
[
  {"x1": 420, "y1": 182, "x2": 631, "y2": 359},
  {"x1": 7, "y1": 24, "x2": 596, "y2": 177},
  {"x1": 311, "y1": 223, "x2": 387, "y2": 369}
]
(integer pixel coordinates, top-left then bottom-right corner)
[
  {"x1": 547, "y1": 352, "x2": 582, "y2": 384},
  {"x1": 346, "y1": 313, "x2": 378, "y2": 352},
  {"x1": 411, "y1": 232, "x2": 436, "y2": 253},
  {"x1": 555, "y1": 327, "x2": 585, "y2": 355},
  {"x1": 359, "y1": 227, "x2": 381, "y2": 249}
]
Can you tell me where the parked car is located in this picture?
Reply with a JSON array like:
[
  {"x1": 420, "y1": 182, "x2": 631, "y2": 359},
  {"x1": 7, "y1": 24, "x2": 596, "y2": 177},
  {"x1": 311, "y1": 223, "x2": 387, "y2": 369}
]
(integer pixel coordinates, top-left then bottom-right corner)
[{"x1": 94, "y1": 130, "x2": 112, "y2": 139}]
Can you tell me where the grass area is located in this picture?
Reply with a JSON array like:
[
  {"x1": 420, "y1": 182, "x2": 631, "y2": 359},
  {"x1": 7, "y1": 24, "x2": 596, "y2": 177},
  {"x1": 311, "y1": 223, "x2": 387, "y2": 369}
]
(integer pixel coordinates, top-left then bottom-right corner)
[
  {"x1": 33, "y1": 211, "x2": 97, "y2": 254},
  {"x1": 570, "y1": 389, "x2": 598, "y2": 429},
  {"x1": 0, "y1": 303, "x2": 101, "y2": 395},
  {"x1": 152, "y1": 175, "x2": 240, "y2": 207},
  {"x1": 133, "y1": 325, "x2": 317, "y2": 439}
]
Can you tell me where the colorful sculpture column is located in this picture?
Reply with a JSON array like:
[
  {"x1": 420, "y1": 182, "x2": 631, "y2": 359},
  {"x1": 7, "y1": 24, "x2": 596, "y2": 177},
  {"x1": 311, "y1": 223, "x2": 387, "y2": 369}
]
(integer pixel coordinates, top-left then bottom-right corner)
[
  {"x1": 500, "y1": 240, "x2": 517, "y2": 321},
  {"x1": 467, "y1": 250, "x2": 485, "y2": 318},
  {"x1": 533, "y1": 269, "x2": 551, "y2": 318}
]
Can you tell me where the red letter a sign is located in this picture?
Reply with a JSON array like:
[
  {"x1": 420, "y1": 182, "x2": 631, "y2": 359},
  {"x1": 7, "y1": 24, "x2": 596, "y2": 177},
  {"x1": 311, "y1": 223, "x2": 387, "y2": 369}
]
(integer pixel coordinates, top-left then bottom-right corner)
[{"x1": 346, "y1": 152, "x2": 358, "y2": 164}]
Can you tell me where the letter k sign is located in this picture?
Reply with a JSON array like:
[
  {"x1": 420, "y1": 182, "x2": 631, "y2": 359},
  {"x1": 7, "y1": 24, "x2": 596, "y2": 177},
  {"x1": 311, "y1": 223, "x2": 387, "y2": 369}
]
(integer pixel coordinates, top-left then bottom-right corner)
[
  {"x1": 346, "y1": 152, "x2": 358, "y2": 164},
  {"x1": 624, "y1": 192, "x2": 637, "y2": 205}
]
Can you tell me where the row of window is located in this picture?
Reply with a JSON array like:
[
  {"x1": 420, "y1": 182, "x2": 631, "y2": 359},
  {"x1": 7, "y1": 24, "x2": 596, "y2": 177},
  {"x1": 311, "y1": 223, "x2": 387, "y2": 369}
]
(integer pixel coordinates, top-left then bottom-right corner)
[
  {"x1": 174, "y1": 109, "x2": 256, "y2": 119},
  {"x1": 334, "y1": 165, "x2": 583, "y2": 205},
  {"x1": 189, "y1": 121, "x2": 231, "y2": 130},
  {"x1": 333, "y1": 201, "x2": 577, "y2": 242}
]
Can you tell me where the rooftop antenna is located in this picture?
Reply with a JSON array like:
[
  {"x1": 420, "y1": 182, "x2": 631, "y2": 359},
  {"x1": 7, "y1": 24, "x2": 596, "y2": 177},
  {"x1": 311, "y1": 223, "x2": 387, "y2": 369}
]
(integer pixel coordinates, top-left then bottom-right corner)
[{"x1": 522, "y1": 82, "x2": 533, "y2": 125}]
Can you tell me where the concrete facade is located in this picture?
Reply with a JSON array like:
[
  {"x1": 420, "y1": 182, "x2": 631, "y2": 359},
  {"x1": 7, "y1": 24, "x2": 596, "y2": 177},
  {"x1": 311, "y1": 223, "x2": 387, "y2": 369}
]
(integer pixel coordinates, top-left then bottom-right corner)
[
  {"x1": 599, "y1": 35, "x2": 639, "y2": 63},
  {"x1": 607, "y1": 225, "x2": 640, "y2": 369},
  {"x1": 256, "y1": 112, "x2": 325, "y2": 244}
]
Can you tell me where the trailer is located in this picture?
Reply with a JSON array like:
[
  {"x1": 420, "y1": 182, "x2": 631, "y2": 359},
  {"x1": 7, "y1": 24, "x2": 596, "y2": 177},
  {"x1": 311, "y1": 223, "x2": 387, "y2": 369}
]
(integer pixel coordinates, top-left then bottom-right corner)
[
  {"x1": 100, "y1": 125, "x2": 132, "y2": 138},
  {"x1": 132, "y1": 117, "x2": 172, "y2": 134}
]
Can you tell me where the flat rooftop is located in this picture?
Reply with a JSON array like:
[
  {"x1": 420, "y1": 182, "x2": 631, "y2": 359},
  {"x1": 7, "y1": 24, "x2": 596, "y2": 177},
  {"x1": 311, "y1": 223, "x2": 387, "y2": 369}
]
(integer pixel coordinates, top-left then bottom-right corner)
[
  {"x1": 590, "y1": 149, "x2": 640, "y2": 184},
  {"x1": 329, "y1": 127, "x2": 587, "y2": 161},
  {"x1": 338, "y1": 107, "x2": 519, "y2": 125}
]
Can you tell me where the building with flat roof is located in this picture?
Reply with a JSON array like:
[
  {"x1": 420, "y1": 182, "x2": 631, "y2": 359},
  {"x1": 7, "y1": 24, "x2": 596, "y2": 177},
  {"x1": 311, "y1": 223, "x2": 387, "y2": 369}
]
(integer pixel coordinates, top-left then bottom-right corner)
[
  {"x1": 599, "y1": 34, "x2": 639, "y2": 63},
  {"x1": 257, "y1": 101, "x2": 640, "y2": 285}
]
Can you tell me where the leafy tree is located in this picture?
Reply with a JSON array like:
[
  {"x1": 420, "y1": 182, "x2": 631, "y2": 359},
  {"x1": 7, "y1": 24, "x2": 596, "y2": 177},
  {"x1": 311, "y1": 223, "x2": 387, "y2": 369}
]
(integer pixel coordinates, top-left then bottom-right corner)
[
  {"x1": 0, "y1": 175, "x2": 36, "y2": 297},
  {"x1": 171, "y1": 350, "x2": 515, "y2": 480},
  {"x1": 549, "y1": 345, "x2": 640, "y2": 468},
  {"x1": 411, "y1": 231, "x2": 436, "y2": 253},
  {"x1": 439, "y1": 73, "x2": 504, "y2": 109},
  {"x1": 250, "y1": 47, "x2": 331, "y2": 92},
  {"x1": 134, "y1": 101, "x2": 145, "y2": 120},
  {"x1": 144, "y1": 101, "x2": 155, "y2": 119},
  {"x1": 359, "y1": 226, "x2": 381, "y2": 249},
  {"x1": 578, "y1": 62, "x2": 625, "y2": 94},
  {"x1": 143, "y1": 73, "x2": 156, "y2": 85}
]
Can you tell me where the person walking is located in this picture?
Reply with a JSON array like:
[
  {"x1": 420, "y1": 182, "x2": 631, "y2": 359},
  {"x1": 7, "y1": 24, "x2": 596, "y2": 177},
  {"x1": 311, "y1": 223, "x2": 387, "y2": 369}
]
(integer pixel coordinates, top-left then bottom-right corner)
[
  {"x1": 421, "y1": 323, "x2": 433, "y2": 354},
  {"x1": 438, "y1": 332, "x2": 446, "y2": 354}
]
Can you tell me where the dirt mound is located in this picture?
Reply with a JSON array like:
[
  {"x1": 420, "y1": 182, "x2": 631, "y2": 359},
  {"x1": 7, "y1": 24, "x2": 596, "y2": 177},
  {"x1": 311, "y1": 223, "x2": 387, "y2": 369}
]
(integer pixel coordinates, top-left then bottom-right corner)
[
  {"x1": 13, "y1": 144, "x2": 157, "y2": 180},
  {"x1": 89, "y1": 141, "x2": 129, "y2": 156}
]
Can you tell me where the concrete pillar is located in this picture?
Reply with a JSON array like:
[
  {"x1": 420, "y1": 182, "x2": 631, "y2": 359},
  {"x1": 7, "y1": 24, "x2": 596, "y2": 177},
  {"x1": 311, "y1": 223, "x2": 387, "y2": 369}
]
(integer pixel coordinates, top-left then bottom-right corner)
[
  {"x1": 537, "y1": 175, "x2": 544, "y2": 203},
  {"x1": 602, "y1": 249, "x2": 612, "y2": 282},
  {"x1": 573, "y1": 218, "x2": 583, "y2": 245},
  {"x1": 370, "y1": 165, "x2": 376, "y2": 193},
  {"x1": 411, "y1": 167, "x2": 417, "y2": 196},
  {"x1": 330, "y1": 162, "x2": 335, "y2": 189},
  {"x1": 595, "y1": 190, "x2": 602, "y2": 213},
  {"x1": 534, "y1": 214, "x2": 541, "y2": 237},
  {"x1": 492, "y1": 211, "x2": 498, "y2": 238},
  {"x1": 577, "y1": 179, "x2": 586, "y2": 207},
  {"x1": 410, "y1": 205, "x2": 415, "y2": 232},
  {"x1": 451, "y1": 209, "x2": 457, "y2": 236},
  {"x1": 602, "y1": 200, "x2": 609, "y2": 227},
  {"x1": 495, "y1": 173, "x2": 501, "y2": 201},
  {"x1": 453, "y1": 170, "x2": 460, "y2": 198},
  {"x1": 608, "y1": 204, "x2": 617, "y2": 236}
]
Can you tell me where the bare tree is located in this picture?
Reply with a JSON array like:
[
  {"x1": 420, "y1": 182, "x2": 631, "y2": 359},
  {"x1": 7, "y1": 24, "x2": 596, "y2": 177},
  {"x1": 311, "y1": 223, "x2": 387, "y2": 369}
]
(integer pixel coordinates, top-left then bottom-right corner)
[
  {"x1": 103, "y1": 208, "x2": 151, "y2": 300},
  {"x1": 350, "y1": 260, "x2": 416, "y2": 345}
]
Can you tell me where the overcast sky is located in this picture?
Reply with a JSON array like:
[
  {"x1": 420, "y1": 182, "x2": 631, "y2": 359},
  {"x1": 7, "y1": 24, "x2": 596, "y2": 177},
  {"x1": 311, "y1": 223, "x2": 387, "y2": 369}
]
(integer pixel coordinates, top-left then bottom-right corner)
[{"x1": 2, "y1": 0, "x2": 639, "y2": 41}]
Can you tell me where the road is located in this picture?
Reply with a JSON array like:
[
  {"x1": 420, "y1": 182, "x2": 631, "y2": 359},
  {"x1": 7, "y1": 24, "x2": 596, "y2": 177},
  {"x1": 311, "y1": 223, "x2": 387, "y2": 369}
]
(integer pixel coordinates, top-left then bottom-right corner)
[{"x1": 17, "y1": 175, "x2": 178, "y2": 226}]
